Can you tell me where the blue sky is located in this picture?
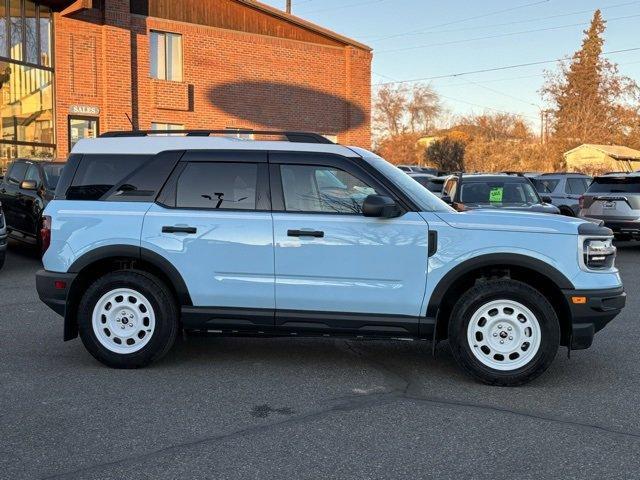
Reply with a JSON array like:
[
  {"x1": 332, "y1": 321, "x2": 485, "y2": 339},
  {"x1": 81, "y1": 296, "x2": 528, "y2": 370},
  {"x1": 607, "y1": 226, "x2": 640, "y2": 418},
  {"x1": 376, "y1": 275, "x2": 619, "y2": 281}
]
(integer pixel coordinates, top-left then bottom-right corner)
[{"x1": 261, "y1": 0, "x2": 640, "y2": 129}]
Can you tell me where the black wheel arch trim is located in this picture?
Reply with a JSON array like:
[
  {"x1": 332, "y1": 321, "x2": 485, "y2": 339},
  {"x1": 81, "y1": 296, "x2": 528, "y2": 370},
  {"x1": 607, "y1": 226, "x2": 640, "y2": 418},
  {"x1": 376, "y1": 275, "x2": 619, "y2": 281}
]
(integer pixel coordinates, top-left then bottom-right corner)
[
  {"x1": 68, "y1": 244, "x2": 192, "y2": 306},
  {"x1": 426, "y1": 253, "x2": 575, "y2": 317}
]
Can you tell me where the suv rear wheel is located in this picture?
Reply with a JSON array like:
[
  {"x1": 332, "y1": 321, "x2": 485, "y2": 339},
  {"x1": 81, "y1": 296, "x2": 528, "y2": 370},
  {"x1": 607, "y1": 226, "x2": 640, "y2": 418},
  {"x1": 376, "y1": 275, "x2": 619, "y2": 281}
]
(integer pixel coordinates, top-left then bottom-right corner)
[
  {"x1": 449, "y1": 279, "x2": 560, "y2": 386},
  {"x1": 77, "y1": 270, "x2": 178, "y2": 368}
]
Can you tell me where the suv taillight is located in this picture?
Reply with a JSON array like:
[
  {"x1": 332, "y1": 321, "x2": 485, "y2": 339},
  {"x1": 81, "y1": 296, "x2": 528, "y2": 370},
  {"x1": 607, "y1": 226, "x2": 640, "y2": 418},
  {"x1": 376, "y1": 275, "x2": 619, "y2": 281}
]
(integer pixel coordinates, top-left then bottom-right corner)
[
  {"x1": 40, "y1": 215, "x2": 51, "y2": 255},
  {"x1": 578, "y1": 195, "x2": 585, "y2": 210}
]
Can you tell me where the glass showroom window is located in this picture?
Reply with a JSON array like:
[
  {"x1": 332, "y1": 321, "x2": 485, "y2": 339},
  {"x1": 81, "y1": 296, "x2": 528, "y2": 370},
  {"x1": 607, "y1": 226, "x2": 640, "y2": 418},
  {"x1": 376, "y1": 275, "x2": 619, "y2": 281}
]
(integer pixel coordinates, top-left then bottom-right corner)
[
  {"x1": 0, "y1": 2, "x2": 56, "y2": 173},
  {"x1": 150, "y1": 31, "x2": 183, "y2": 82}
]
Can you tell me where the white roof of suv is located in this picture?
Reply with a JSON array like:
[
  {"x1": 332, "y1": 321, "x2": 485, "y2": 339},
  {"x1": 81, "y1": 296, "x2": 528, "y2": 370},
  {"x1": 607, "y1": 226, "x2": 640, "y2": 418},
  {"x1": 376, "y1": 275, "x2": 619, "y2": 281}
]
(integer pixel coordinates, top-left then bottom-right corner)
[{"x1": 72, "y1": 136, "x2": 361, "y2": 157}]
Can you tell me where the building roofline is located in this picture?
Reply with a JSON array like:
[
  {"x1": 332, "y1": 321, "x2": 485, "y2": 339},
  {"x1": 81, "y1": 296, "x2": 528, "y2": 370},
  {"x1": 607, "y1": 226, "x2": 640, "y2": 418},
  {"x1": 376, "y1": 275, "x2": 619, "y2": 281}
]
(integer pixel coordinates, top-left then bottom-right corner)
[
  {"x1": 564, "y1": 143, "x2": 640, "y2": 160},
  {"x1": 234, "y1": 0, "x2": 372, "y2": 51}
]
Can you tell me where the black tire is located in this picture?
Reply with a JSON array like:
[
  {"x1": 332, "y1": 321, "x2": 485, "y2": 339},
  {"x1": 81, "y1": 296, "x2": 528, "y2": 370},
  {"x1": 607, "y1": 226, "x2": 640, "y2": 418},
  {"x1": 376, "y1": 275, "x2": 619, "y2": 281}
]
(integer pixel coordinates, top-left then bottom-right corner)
[
  {"x1": 77, "y1": 270, "x2": 179, "y2": 368},
  {"x1": 0, "y1": 251, "x2": 5, "y2": 270},
  {"x1": 559, "y1": 206, "x2": 575, "y2": 217},
  {"x1": 448, "y1": 279, "x2": 560, "y2": 386}
]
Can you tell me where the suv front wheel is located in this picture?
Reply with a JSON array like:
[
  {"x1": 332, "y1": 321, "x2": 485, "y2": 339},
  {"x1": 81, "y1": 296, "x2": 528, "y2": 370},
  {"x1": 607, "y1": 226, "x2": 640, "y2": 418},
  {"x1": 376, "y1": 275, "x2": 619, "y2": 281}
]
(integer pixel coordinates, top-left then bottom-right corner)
[
  {"x1": 77, "y1": 270, "x2": 179, "y2": 368},
  {"x1": 449, "y1": 279, "x2": 560, "y2": 386}
]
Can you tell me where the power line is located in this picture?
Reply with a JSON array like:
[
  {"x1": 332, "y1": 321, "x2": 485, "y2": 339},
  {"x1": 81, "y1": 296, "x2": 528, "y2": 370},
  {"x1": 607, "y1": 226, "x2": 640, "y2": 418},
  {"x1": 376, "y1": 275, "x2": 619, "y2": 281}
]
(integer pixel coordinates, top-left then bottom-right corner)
[
  {"x1": 373, "y1": 47, "x2": 640, "y2": 86},
  {"x1": 378, "y1": 13, "x2": 640, "y2": 54},
  {"x1": 372, "y1": 71, "x2": 539, "y2": 120},
  {"x1": 369, "y1": 0, "x2": 640, "y2": 43},
  {"x1": 367, "y1": 0, "x2": 550, "y2": 41}
]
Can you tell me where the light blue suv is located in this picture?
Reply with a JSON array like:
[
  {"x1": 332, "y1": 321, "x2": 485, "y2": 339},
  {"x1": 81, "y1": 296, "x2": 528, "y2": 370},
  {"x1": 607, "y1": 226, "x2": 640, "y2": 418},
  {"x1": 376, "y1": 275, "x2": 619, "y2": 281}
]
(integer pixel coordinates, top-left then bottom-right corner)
[{"x1": 36, "y1": 131, "x2": 625, "y2": 385}]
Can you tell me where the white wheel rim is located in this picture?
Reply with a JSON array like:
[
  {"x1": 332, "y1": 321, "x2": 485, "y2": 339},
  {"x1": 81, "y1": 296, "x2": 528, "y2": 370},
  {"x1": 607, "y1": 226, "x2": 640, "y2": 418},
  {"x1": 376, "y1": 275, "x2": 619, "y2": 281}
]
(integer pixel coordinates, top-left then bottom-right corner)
[
  {"x1": 466, "y1": 299, "x2": 542, "y2": 371},
  {"x1": 91, "y1": 288, "x2": 156, "y2": 354}
]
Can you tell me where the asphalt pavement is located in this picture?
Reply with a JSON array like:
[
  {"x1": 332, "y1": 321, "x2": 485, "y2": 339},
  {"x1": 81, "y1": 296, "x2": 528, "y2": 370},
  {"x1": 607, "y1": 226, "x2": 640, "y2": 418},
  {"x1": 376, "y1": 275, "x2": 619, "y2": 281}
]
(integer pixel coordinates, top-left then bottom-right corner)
[{"x1": 1, "y1": 240, "x2": 640, "y2": 479}]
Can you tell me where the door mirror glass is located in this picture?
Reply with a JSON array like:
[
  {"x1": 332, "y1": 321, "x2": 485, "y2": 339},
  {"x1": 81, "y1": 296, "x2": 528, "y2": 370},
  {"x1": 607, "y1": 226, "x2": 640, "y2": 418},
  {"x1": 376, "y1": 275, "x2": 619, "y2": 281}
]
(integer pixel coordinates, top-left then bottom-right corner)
[
  {"x1": 362, "y1": 194, "x2": 401, "y2": 218},
  {"x1": 541, "y1": 195, "x2": 552, "y2": 203},
  {"x1": 20, "y1": 180, "x2": 38, "y2": 190}
]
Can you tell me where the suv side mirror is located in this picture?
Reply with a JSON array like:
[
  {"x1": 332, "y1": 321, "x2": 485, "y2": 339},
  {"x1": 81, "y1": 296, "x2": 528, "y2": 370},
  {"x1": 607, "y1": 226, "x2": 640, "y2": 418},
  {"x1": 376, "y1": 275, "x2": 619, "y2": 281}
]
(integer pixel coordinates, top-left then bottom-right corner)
[
  {"x1": 20, "y1": 180, "x2": 38, "y2": 191},
  {"x1": 441, "y1": 195, "x2": 452, "y2": 204},
  {"x1": 541, "y1": 195, "x2": 552, "y2": 203},
  {"x1": 362, "y1": 195, "x2": 401, "y2": 218}
]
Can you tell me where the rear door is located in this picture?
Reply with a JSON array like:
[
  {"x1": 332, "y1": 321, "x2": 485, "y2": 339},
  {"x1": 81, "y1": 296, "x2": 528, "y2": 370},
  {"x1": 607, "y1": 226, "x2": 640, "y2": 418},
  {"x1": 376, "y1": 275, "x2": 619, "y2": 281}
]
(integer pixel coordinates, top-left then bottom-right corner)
[
  {"x1": 582, "y1": 177, "x2": 640, "y2": 220},
  {"x1": 270, "y1": 152, "x2": 429, "y2": 335},
  {"x1": 141, "y1": 151, "x2": 275, "y2": 327}
]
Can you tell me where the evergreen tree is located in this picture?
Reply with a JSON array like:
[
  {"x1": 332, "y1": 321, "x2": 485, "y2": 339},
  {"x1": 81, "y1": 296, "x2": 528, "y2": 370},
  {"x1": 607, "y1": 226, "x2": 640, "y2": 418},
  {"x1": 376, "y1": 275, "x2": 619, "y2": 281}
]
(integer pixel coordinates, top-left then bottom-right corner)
[{"x1": 542, "y1": 10, "x2": 639, "y2": 158}]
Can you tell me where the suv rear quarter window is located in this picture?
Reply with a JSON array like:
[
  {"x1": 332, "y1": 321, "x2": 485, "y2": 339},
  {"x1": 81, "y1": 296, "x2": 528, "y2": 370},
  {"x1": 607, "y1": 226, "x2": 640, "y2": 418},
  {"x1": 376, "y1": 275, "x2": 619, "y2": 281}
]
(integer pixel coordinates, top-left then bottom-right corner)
[{"x1": 65, "y1": 155, "x2": 152, "y2": 201}]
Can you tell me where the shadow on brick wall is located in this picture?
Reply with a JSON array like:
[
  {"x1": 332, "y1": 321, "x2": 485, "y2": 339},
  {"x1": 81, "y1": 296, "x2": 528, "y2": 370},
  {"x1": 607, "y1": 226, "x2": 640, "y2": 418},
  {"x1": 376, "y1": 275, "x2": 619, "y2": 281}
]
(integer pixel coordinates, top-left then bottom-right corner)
[{"x1": 208, "y1": 81, "x2": 365, "y2": 133}]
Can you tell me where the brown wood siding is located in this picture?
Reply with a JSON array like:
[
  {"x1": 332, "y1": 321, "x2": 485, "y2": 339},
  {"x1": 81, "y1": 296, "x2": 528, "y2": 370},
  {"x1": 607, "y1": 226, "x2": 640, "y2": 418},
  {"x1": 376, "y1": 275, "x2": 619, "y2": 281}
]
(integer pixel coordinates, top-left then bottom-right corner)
[{"x1": 131, "y1": 0, "x2": 345, "y2": 47}]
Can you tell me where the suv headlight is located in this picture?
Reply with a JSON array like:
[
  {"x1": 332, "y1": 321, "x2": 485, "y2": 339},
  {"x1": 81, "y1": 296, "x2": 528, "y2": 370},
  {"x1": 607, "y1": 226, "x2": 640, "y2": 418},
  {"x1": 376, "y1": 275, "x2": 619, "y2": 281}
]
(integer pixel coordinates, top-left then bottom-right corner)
[{"x1": 579, "y1": 236, "x2": 616, "y2": 271}]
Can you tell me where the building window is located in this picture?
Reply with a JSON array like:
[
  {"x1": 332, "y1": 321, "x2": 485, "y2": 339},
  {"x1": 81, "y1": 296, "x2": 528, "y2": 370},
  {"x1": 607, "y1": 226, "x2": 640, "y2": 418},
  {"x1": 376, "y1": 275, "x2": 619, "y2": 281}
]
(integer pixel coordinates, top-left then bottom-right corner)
[
  {"x1": 150, "y1": 31, "x2": 183, "y2": 82},
  {"x1": 9, "y1": 0, "x2": 23, "y2": 61},
  {"x1": 69, "y1": 116, "x2": 99, "y2": 152},
  {"x1": 39, "y1": 5, "x2": 51, "y2": 67},
  {"x1": 151, "y1": 122, "x2": 184, "y2": 135},
  {"x1": 0, "y1": 2, "x2": 56, "y2": 173}
]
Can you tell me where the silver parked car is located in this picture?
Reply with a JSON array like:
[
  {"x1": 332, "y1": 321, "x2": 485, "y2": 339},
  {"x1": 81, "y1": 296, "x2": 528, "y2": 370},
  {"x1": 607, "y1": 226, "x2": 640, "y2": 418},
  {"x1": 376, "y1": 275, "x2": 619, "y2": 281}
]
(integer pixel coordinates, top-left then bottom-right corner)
[{"x1": 579, "y1": 173, "x2": 640, "y2": 240}]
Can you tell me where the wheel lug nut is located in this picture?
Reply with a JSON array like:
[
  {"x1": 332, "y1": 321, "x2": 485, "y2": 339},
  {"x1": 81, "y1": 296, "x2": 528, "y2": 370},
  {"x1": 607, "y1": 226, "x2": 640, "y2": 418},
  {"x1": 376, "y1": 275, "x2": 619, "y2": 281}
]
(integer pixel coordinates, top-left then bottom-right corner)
[
  {"x1": 508, "y1": 327, "x2": 512, "y2": 331},
  {"x1": 509, "y1": 336, "x2": 513, "y2": 340},
  {"x1": 500, "y1": 340, "x2": 504, "y2": 344},
  {"x1": 498, "y1": 324, "x2": 503, "y2": 329},
  {"x1": 493, "y1": 333, "x2": 498, "y2": 337}
]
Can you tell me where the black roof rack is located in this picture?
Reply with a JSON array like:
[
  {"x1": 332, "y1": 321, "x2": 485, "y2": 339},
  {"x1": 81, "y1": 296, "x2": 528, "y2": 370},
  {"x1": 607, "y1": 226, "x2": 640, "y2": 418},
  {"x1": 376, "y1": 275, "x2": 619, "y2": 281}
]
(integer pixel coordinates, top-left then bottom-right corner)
[{"x1": 99, "y1": 129, "x2": 335, "y2": 144}]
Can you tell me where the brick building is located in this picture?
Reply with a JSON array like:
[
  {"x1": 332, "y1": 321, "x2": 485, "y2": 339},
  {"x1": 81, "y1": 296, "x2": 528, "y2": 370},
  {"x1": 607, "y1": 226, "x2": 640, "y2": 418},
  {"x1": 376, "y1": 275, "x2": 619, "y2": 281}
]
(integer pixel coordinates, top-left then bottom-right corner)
[{"x1": 0, "y1": 0, "x2": 372, "y2": 171}]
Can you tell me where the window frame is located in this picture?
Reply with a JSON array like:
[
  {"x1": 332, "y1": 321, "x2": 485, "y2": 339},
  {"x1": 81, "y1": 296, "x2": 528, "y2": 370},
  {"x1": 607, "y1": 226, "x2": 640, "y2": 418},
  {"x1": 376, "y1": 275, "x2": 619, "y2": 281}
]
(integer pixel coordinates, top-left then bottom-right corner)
[
  {"x1": 565, "y1": 177, "x2": 590, "y2": 195},
  {"x1": 269, "y1": 152, "x2": 403, "y2": 216},
  {"x1": 68, "y1": 115, "x2": 100, "y2": 152},
  {"x1": 149, "y1": 30, "x2": 183, "y2": 82}
]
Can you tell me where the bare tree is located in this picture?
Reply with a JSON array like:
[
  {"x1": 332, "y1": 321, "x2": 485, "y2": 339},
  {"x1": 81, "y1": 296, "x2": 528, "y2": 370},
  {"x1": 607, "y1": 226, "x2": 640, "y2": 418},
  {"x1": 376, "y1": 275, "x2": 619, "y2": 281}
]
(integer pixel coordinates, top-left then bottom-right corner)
[{"x1": 372, "y1": 84, "x2": 408, "y2": 138}]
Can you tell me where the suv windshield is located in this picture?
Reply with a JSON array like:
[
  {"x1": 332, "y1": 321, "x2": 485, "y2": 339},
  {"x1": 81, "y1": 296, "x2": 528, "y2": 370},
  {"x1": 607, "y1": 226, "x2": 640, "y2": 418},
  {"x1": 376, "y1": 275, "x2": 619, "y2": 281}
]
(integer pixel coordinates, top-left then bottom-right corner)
[
  {"x1": 42, "y1": 164, "x2": 65, "y2": 190},
  {"x1": 460, "y1": 179, "x2": 540, "y2": 206},
  {"x1": 587, "y1": 177, "x2": 640, "y2": 193},
  {"x1": 354, "y1": 149, "x2": 454, "y2": 212}
]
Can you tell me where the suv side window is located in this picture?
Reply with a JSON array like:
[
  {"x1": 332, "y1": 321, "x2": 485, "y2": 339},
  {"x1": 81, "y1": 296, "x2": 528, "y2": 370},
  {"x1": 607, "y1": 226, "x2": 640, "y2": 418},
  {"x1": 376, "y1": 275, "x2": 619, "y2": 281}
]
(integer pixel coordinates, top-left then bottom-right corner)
[
  {"x1": 532, "y1": 178, "x2": 559, "y2": 194},
  {"x1": 443, "y1": 178, "x2": 457, "y2": 199},
  {"x1": 280, "y1": 164, "x2": 378, "y2": 214},
  {"x1": 24, "y1": 165, "x2": 40, "y2": 184},
  {"x1": 6, "y1": 162, "x2": 27, "y2": 185},
  {"x1": 566, "y1": 178, "x2": 590, "y2": 195},
  {"x1": 66, "y1": 154, "x2": 152, "y2": 201},
  {"x1": 176, "y1": 162, "x2": 258, "y2": 210}
]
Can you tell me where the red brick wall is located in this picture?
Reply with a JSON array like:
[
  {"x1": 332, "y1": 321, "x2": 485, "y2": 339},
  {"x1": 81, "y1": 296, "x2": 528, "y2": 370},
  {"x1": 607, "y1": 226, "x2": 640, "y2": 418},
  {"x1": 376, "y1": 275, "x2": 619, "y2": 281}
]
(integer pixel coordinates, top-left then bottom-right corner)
[{"x1": 54, "y1": 1, "x2": 372, "y2": 158}]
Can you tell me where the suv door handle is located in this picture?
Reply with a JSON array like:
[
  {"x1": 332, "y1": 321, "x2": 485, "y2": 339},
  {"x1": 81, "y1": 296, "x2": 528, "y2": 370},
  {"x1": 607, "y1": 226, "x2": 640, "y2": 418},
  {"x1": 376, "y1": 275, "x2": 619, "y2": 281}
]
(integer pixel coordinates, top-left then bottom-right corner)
[
  {"x1": 162, "y1": 226, "x2": 197, "y2": 234},
  {"x1": 287, "y1": 229, "x2": 324, "y2": 238}
]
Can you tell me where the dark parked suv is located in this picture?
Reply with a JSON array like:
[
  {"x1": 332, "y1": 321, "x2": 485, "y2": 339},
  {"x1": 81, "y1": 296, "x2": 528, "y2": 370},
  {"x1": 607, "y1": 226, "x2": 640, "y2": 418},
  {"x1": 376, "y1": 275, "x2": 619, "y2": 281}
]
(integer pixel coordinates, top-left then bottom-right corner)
[
  {"x1": 0, "y1": 159, "x2": 65, "y2": 251},
  {"x1": 441, "y1": 174, "x2": 560, "y2": 214},
  {"x1": 531, "y1": 173, "x2": 592, "y2": 216}
]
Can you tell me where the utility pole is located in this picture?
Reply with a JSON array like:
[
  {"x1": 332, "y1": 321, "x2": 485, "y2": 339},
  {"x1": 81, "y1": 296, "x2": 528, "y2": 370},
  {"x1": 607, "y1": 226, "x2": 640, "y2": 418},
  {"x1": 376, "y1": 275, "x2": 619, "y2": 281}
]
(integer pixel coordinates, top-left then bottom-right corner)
[{"x1": 286, "y1": 0, "x2": 292, "y2": 13}]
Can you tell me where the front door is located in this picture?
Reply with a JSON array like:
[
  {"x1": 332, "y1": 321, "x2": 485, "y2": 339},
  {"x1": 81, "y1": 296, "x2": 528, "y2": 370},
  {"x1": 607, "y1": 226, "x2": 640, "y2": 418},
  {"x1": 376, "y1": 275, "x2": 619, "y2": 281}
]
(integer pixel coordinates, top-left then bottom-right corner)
[
  {"x1": 141, "y1": 151, "x2": 275, "y2": 327},
  {"x1": 270, "y1": 153, "x2": 430, "y2": 335}
]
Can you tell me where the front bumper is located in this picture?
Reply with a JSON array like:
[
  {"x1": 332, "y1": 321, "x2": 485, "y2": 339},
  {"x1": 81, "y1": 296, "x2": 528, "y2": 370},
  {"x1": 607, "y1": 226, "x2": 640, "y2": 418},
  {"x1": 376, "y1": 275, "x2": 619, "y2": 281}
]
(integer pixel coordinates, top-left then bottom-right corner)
[
  {"x1": 563, "y1": 286, "x2": 626, "y2": 350},
  {"x1": 36, "y1": 270, "x2": 78, "y2": 339}
]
